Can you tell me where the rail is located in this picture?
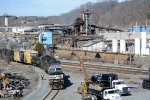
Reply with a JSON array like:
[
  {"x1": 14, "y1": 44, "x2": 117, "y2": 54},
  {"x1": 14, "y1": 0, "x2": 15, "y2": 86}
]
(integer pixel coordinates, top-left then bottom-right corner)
[
  {"x1": 61, "y1": 61, "x2": 149, "y2": 75},
  {"x1": 43, "y1": 89, "x2": 59, "y2": 100}
]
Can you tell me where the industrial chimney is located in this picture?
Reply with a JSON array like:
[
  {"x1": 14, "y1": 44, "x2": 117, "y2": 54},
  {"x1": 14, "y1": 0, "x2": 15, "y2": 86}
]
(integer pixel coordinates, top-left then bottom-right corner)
[{"x1": 4, "y1": 13, "x2": 8, "y2": 32}]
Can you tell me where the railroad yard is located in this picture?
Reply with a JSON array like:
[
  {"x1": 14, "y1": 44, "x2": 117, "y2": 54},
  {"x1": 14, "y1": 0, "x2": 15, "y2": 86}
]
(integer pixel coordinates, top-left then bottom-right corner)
[
  {"x1": 0, "y1": 0, "x2": 150, "y2": 99},
  {"x1": 0, "y1": 57, "x2": 150, "y2": 100}
]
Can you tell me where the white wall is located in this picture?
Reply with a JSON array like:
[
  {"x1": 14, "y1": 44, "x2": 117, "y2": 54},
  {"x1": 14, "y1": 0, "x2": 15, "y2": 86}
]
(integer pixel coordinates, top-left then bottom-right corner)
[
  {"x1": 135, "y1": 38, "x2": 141, "y2": 55},
  {"x1": 120, "y1": 39, "x2": 126, "y2": 53},
  {"x1": 82, "y1": 42, "x2": 106, "y2": 51},
  {"x1": 12, "y1": 27, "x2": 25, "y2": 33},
  {"x1": 141, "y1": 32, "x2": 149, "y2": 55},
  {"x1": 103, "y1": 32, "x2": 150, "y2": 55},
  {"x1": 112, "y1": 39, "x2": 118, "y2": 52},
  {"x1": 12, "y1": 27, "x2": 33, "y2": 33}
]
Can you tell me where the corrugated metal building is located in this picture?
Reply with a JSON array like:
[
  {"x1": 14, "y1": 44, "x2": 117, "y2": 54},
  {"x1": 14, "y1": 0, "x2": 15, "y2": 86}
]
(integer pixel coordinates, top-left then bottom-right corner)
[{"x1": 128, "y1": 26, "x2": 150, "y2": 32}]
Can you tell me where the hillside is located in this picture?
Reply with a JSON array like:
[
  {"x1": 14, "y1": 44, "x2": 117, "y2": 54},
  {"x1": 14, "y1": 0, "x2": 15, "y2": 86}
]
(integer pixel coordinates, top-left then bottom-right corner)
[{"x1": 0, "y1": 0, "x2": 150, "y2": 29}]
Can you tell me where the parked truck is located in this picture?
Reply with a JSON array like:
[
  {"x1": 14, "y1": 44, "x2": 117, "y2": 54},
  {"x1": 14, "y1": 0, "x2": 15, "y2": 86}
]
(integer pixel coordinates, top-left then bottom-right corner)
[
  {"x1": 87, "y1": 85, "x2": 121, "y2": 100},
  {"x1": 142, "y1": 67, "x2": 150, "y2": 90},
  {"x1": 78, "y1": 55, "x2": 121, "y2": 100},
  {"x1": 111, "y1": 80, "x2": 130, "y2": 95},
  {"x1": 91, "y1": 73, "x2": 130, "y2": 95}
]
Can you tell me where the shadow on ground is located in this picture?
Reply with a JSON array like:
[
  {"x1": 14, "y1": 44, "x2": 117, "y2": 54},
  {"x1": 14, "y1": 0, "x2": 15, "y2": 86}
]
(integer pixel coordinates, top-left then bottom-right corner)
[{"x1": 64, "y1": 74, "x2": 73, "y2": 89}]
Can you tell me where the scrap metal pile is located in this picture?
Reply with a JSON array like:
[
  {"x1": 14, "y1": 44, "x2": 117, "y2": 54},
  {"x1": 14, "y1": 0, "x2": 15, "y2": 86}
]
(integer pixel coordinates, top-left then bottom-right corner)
[
  {"x1": 4, "y1": 73, "x2": 30, "y2": 90},
  {"x1": 0, "y1": 71, "x2": 30, "y2": 98}
]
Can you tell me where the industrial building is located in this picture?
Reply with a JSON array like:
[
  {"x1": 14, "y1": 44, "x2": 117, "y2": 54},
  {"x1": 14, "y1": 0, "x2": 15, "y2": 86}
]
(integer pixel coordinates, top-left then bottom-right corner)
[
  {"x1": 80, "y1": 31, "x2": 150, "y2": 56},
  {"x1": 82, "y1": 40, "x2": 106, "y2": 52},
  {"x1": 101, "y1": 32, "x2": 150, "y2": 55},
  {"x1": 38, "y1": 31, "x2": 53, "y2": 50},
  {"x1": 12, "y1": 26, "x2": 36, "y2": 33}
]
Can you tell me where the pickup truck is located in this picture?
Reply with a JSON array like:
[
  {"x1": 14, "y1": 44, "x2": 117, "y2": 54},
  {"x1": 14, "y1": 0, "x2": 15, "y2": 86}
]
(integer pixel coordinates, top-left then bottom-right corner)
[
  {"x1": 88, "y1": 87, "x2": 121, "y2": 100},
  {"x1": 112, "y1": 80, "x2": 130, "y2": 95}
]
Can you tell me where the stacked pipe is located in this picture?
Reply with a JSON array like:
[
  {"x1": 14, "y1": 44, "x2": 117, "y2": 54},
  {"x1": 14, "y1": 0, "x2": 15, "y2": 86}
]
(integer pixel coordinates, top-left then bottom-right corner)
[{"x1": 142, "y1": 67, "x2": 150, "y2": 90}]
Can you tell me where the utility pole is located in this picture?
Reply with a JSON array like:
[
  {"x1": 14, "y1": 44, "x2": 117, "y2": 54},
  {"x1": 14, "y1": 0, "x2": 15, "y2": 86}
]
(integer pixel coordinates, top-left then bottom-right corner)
[
  {"x1": 149, "y1": 67, "x2": 150, "y2": 80},
  {"x1": 128, "y1": 33, "x2": 132, "y2": 67}
]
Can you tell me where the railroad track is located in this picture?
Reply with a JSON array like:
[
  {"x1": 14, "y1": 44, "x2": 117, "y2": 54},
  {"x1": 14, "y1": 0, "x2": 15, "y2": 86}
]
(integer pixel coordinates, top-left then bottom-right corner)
[
  {"x1": 43, "y1": 89, "x2": 59, "y2": 100},
  {"x1": 61, "y1": 61, "x2": 149, "y2": 75}
]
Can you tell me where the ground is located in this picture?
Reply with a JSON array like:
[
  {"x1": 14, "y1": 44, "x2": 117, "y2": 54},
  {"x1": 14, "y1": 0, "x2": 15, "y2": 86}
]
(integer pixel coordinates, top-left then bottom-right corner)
[
  {"x1": 0, "y1": 59, "x2": 39, "y2": 100},
  {"x1": 0, "y1": 59, "x2": 150, "y2": 100}
]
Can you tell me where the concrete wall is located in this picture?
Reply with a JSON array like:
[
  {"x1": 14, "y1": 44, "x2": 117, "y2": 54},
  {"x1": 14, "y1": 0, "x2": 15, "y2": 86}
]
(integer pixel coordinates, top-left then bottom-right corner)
[
  {"x1": 141, "y1": 32, "x2": 150, "y2": 55},
  {"x1": 120, "y1": 39, "x2": 126, "y2": 53},
  {"x1": 112, "y1": 39, "x2": 118, "y2": 52},
  {"x1": 135, "y1": 38, "x2": 141, "y2": 55},
  {"x1": 104, "y1": 32, "x2": 150, "y2": 55},
  {"x1": 82, "y1": 42, "x2": 106, "y2": 52},
  {"x1": 55, "y1": 49, "x2": 130, "y2": 62}
]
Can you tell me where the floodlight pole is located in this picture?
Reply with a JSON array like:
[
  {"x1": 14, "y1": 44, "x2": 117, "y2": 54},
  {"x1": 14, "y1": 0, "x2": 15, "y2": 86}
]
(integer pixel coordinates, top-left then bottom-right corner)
[{"x1": 128, "y1": 33, "x2": 132, "y2": 67}]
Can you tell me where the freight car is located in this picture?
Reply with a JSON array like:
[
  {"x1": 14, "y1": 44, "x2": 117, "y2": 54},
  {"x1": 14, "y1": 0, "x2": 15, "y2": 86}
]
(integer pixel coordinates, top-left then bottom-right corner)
[
  {"x1": 14, "y1": 50, "x2": 38, "y2": 64},
  {"x1": 13, "y1": 49, "x2": 59, "y2": 68},
  {"x1": 13, "y1": 50, "x2": 64, "y2": 90}
]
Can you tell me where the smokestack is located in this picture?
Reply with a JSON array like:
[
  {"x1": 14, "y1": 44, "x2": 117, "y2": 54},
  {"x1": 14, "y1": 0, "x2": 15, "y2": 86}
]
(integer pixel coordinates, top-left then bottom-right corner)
[{"x1": 4, "y1": 13, "x2": 8, "y2": 32}]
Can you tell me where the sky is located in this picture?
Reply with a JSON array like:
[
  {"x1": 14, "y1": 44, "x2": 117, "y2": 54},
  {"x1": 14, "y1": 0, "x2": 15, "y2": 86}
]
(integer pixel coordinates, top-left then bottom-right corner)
[
  {"x1": 0, "y1": 0, "x2": 98, "y2": 16},
  {"x1": 0, "y1": 0, "x2": 125, "y2": 16}
]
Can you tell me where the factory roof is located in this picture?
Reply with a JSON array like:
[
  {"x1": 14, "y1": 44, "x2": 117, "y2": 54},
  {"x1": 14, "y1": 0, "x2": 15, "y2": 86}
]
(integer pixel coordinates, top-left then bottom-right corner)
[{"x1": 103, "y1": 32, "x2": 150, "y2": 40}]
